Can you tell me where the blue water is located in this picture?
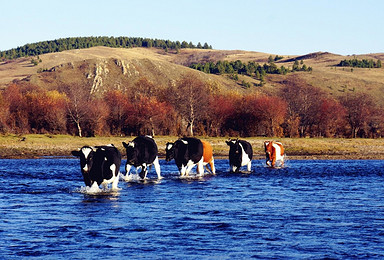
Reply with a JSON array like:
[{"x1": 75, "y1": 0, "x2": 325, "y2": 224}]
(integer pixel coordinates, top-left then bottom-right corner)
[{"x1": 1, "y1": 159, "x2": 384, "y2": 259}]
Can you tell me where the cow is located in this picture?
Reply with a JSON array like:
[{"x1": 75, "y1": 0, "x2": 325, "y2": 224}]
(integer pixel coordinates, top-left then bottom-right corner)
[
  {"x1": 226, "y1": 139, "x2": 253, "y2": 172},
  {"x1": 264, "y1": 141, "x2": 285, "y2": 168},
  {"x1": 122, "y1": 136, "x2": 161, "y2": 180},
  {"x1": 201, "y1": 140, "x2": 216, "y2": 174},
  {"x1": 165, "y1": 137, "x2": 204, "y2": 176},
  {"x1": 71, "y1": 144, "x2": 122, "y2": 190}
]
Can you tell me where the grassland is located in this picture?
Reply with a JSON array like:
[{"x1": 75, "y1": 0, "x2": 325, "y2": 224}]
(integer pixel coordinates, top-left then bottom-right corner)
[
  {"x1": 2, "y1": 47, "x2": 384, "y2": 105},
  {"x1": 1, "y1": 134, "x2": 384, "y2": 160}
]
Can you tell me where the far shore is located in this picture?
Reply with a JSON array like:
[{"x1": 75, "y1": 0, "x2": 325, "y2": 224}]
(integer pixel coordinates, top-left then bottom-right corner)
[{"x1": 1, "y1": 134, "x2": 384, "y2": 160}]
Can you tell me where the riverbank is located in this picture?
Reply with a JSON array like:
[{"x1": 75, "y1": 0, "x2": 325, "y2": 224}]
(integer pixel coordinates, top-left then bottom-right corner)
[{"x1": 1, "y1": 134, "x2": 384, "y2": 159}]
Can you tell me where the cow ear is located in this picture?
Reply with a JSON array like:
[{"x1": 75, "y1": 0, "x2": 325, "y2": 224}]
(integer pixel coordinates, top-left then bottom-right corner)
[
  {"x1": 71, "y1": 150, "x2": 81, "y2": 157},
  {"x1": 180, "y1": 139, "x2": 188, "y2": 145},
  {"x1": 166, "y1": 143, "x2": 173, "y2": 150},
  {"x1": 122, "y1": 142, "x2": 128, "y2": 148}
]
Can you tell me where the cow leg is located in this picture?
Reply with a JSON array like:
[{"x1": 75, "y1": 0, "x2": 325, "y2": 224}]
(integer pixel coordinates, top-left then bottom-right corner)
[
  {"x1": 247, "y1": 161, "x2": 252, "y2": 172},
  {"x1": 266, "y1": 159, "x2": 271, "y2": 167},
  {"x1": 209, "y1": 159, "x2": 216, "y2": 174},
  {"x1": 153, "y1": 156, "x2": 162, "y2": 179},
  {"x1": 125, "y1": 163, "x2": 132, "y2": 176},
  {"x1": 185, "y1": 164, "x2": 195, "y2": 176},
  {"x1": 197, "y1": 158, "x2": 204, "y2": 176},
  {"x1": 204, "y1": 164, "x2": 211, "y2": 174},
  {"x1": 271, "y1": 158, "x2": 276, "y2": 168},
  {"x1": 180, "y1": 165, "x2": 187, "y2": 176},
  {"x1": 111, "y1": 175, "x2": 119, "y2": 190},
  {"x1": 139, "y1": 165, "x2": 148, "y2": 179}
]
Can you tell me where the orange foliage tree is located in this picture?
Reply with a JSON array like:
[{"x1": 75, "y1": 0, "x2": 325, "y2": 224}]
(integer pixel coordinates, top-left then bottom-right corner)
[
  {"x1": 3, "y1": 84, "x2": 29, "y2": 133},
  {"x1": 317, "y1": 98, "x2": 347, "y2": 137},
  {"x1": 24, "y1": 90, "x2": 68, "y2": 133},
  {"x1": 339, "y1": 93, "x2": 376, "y2": 138}
]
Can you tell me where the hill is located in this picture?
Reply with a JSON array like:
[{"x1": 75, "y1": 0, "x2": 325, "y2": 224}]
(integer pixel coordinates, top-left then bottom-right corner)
[
  {"x1": 1, "y1": 46, "x2": 383, "y2": 104},
  {"x1": 0, "y1": 45, "x2": 383, "y2": 138}
]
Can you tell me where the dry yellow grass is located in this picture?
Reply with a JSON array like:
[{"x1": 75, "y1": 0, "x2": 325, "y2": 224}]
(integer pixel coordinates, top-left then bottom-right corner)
[
  {"x1": 1, "y1": 134, "x2": 384, "y2": 159},
  {"x1": 1, "y1": 47, "x2": 383, "y2": 104}
]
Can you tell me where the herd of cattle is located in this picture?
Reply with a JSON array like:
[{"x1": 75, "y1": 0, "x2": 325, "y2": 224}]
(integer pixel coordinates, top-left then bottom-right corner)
[{"x1": 71, "y1": 136, "x2": 285, "y2": 190}]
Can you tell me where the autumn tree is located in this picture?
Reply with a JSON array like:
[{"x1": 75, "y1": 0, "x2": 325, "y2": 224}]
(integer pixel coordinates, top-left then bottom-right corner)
[
  {"x1": 167, "y1": 74, "x2": 210, "y2": 136},
  {"x1": 133, "y1": 96, "x2": 176, "y2": 136},
  {"x1": 0, "y1": 91, "x2": 9, "y2": 133},
  {"x1": 62, "y1": 84, "x2": 90, "y2": 137},
  {"x1": 317, "y1": 98, "x2": 347, "y2": 137},
  {"x1": 3, "y1": 84, "x2": 29, "y2": 133},
  {"x1": 206, "y1": 94, "x2": 239, "y2": 136},
  {"x1": 103, "y1": 90, "x2": 134, "y2": 135},
  {"x1": 131, "y1": 77, "x2": 158, "y2": 101},
  {"x1": 339, "y1": 93, "x2": 376, "y2": 138},
  {"x1": 24, "y1": 90, "x2": 67, "y2": 133},
  {"x1": 281, "y1": 78, "x2": 326, "y2": 137},
  {"x1": 250, "y1": 95, "x2": 287, "y2": 137},
  {"x1": 82, "y1": 98, "x2": 109, "y2": 136}
]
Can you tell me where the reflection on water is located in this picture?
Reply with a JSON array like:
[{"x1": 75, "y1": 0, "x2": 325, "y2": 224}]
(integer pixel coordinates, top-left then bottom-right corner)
[{"x1": 0, "y1": 159, "x2": 383, "y2": 258}]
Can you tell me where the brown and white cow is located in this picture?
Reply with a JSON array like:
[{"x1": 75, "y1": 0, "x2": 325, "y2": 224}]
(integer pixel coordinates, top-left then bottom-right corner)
[
  {"x1": 201, "y1": 140, "x2": 216, "y2": 174},
  {"x1": 264, "y1": 141, "x2": 285, "y2": 168}
]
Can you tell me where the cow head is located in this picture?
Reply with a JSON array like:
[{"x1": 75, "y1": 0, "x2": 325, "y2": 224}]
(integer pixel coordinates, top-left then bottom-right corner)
[
  {"x1": 122, "y1": 141, "x2": 138, "y2": 165},
  {"x1": 71, "y1": 146, "x2": 95, "y2": 186},
  {"x1": 264, "y1": 141, "x2": 273, "y2": 162},
  {"x1": 226, "y1": 138, "x2": 241, "y2": 154},
  {"x1": 165, "y1": 142, "x2": 175, "y2": 162}
]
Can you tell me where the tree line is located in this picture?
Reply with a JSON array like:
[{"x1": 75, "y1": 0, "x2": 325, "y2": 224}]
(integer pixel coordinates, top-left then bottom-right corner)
[
  {"x1": 0, "y1": 76, "x2": 382, "y2": 138},
  {"x1": 0, "y1": 36, "x2": 213, "y2": 60},
  {"x1": 338, "y1": 58, "x2": 382, "y2": 68},
  {"x1": 189, "y1": 59, "x2": 312, "y2": 82}
]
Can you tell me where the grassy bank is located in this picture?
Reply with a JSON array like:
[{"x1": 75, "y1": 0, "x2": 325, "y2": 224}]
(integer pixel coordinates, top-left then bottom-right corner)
[{"x1": 1, "y1": 134, "x2": 384, "y2": 159}]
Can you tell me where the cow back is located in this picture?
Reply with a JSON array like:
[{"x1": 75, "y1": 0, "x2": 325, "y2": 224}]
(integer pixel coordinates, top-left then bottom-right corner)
[
  {"x1": 174, "y1": 137, "x2": 203, "y2": 166},
  {"x1": 125, "y1": 136, "x2": 158, "y2": 166},
  {"x1": 90, "y1": 145, "x2": 122, "y2": 185},
  {"x1": 227, "y1": 139, "x2": 253, "y2": 167}
]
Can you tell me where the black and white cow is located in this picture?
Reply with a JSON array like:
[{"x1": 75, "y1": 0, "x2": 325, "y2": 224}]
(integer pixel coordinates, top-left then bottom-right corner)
[
  {"x1": 165, "y1": 137, "x2": 204, "y2": 176},
  {"x1": 71, "y1": 144, "x2": 122, "y2": 190},
  {"x1": 226, "y1": 139, "x2": 253, "y2": 172},
  {"x1": 122, "y1": 136, "x2": 161, "y2": 179}
]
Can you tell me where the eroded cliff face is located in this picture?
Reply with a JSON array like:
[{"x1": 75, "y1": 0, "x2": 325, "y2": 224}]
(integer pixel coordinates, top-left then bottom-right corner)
[{"x1": 23, "y1": 57, "x2": 202, "y2": 95}]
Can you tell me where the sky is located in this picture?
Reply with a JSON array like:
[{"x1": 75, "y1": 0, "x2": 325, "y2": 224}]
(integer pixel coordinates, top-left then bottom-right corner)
[{"x1": 1, "y1": 0, "x2": 383, "y2": 55}]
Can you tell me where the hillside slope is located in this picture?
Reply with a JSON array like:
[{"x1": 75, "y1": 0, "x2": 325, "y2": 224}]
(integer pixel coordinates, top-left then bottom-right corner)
[{"x1": 1, "y1": 46, "x2": 383, "y2": 104}]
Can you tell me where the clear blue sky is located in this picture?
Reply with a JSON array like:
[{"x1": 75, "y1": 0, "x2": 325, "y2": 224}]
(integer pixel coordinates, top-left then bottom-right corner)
[{"x1": 1, "y1": 0, "x2": 383, "y2": 55}]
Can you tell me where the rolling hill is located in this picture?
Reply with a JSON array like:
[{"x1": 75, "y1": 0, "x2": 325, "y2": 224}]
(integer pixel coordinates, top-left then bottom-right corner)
[{"x1": 1, "y1": 46, "x2": 384, "y2": 105}]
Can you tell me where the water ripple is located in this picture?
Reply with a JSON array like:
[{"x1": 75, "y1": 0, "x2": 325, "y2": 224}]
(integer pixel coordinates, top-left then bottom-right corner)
[{"x1": 0, "y1": 159, "x2": 384, "y2": 258}]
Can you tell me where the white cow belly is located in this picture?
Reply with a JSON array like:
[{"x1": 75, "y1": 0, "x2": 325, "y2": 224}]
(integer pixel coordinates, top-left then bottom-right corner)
[
  {"x1": 272, "y1": 144, "x2": 283, "y2": 160},
  {"x1": 239, "y1": 143, "x2": 251, "y2": 166}
]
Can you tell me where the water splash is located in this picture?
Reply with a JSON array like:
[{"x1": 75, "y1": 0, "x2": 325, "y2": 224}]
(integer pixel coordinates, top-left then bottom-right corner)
[{"x1": 74, "y1": 185, "x2": 120, "y2": 195}]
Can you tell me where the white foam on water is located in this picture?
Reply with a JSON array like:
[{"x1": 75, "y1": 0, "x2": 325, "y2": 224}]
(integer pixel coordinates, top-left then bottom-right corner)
[
  {"x1": 74, "y1": 184, "x2": 121, "y2": 195},
  {"x1": 122, "y1": 173, "x2": 142, "y2": 182}
]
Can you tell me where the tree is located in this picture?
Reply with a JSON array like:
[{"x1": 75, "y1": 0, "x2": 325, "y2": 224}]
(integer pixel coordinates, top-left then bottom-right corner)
[
  {"x1": 207, "y1": 94, "x2": 239, "y2": 136},
  {"x1": 62, "y1": 84, "x2": 90, "y2": 137},
  {"x1": 251, "y1": 95, "x2": 287, "y2": 137},
  {"x1": 280, "y1": 78, "x2": 326, "y2": 137},
  {"x1": 24, "y1": 90, "x2": 67, "y2": 133},
  {"x1": 317, "y1": 98, "x2": 347, "y2": 137},
  {"x1": 0, "y1": 91, "x2": 10, "y2": 133},
  {"x1": 168, "y1": 74, "x2": 210, "y2": 136},
  {"x1": 339, "y1": 93, "x2": 375, "y2": 138},
  {"x1": 103, "y1": 90, "x2": 134, "y2": 135},
  {"x1": 3, "y1": 84, "x2": 29, "y2": 133}
]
